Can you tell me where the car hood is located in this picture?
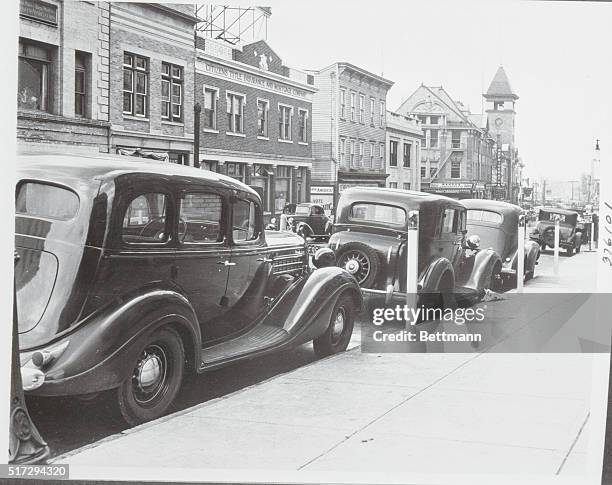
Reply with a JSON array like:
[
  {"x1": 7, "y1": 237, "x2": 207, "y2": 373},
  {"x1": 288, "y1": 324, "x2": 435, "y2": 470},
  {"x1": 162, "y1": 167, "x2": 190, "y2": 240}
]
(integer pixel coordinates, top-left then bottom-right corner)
[{"x1": 265, "y1": 230, "x2": 306, "y2": 248}]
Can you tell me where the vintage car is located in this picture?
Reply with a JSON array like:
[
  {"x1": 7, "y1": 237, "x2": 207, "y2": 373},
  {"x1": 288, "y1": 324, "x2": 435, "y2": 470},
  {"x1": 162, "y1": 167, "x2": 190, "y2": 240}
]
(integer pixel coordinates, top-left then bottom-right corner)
[
  {"x1": 529, "y1": 207, "x2": 582, "y2": 255},
  {"x1": 269, "y1": 202, "x2": 331, "y2": 240},
  {"x1": 463, "y1": 199, "x2": 540, "y2": 288},
  {"x1": 328, "y1": 187, "x2": 501, "y2": 305},
  {"x1": 15, "y1": 154, "x2": 362, "y2": 426}
]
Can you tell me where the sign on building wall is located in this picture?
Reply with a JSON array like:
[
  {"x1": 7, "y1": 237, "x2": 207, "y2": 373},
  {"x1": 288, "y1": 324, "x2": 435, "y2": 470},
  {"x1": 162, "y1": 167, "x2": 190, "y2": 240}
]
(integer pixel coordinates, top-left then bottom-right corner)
[
  {"x1": 20, "y1": 0, "x2": 58, "y2": 26},
  {"x1": 201, "y1": 61, "x2": 310, "y2": 100},
  {"x1": 310, "y1": 186, "x2": 334, "y2": 212}
]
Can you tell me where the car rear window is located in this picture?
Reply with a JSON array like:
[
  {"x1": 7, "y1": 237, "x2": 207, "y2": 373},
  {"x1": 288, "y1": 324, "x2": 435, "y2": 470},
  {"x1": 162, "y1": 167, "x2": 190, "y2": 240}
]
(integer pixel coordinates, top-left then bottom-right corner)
[
  {"x1": 350, "y1": 203, "x2": 406, "y2": 226},
  {"x1": 295, "y1": 205, "x2": 310, "y2": 215},
  {"x1": 467, "y1": 209, "x2": 503, "y2": 224},
  {"x1": 16, "y1": 182, "x2": 79, "y2": 221}
]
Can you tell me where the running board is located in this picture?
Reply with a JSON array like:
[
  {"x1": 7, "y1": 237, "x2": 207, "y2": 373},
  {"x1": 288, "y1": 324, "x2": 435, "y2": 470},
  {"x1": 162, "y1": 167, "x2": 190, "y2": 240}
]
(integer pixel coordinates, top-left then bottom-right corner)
[{"x1": 199, "y1": 325, "x2": 289, "y2": 367}]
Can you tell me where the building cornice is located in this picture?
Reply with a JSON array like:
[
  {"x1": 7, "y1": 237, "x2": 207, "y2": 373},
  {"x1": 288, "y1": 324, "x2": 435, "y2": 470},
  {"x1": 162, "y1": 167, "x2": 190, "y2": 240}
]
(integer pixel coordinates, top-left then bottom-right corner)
[{"x1": 149, "y1": 4, "x2": 200, "y2": 24}]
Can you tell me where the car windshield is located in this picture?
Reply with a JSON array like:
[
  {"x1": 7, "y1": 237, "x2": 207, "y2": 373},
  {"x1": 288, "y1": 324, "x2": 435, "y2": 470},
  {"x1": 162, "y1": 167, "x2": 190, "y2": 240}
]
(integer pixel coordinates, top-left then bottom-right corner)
[
  {"x1": 467, "y1": 209, "x2": 503, "y2": 224},
  {"x1": 16, "y1": 182, "x2": 79, "y2": 221},
  {"x1": 349, "y1": 203, "x2": 406, "y2": 226},
  {"x1": 295, "y1": 205, "x2": 310, "y2": 215}
]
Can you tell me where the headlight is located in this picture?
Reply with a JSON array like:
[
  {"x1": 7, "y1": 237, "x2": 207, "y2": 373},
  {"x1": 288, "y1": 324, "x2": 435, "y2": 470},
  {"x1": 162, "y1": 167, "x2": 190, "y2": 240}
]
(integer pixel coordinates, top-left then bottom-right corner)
[
  {"x1": 467, "y1": 235, "x2": 480, "y2": 249},
  {"x1": 31, "y1": 340, "x2": 70, "y2": 369}
]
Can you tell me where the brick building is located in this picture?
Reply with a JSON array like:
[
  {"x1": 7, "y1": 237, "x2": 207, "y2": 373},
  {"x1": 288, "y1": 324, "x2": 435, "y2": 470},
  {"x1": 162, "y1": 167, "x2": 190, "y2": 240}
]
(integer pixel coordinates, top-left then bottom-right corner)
[
  {"x1": 397, "y1": 85, "x2": 496, "y2": 199},
  {"x1": 109, "y1": 3, "x2": 198, "y2": 163},
  {"x1": 17, "y1": 0, "x2": 111, "y2": 153},
  {"x1": 308, "y1": 62, "x2": 394, "y2": 210},
  {"x1": 385, "y1": 111, "x2": 423, "y2": 192},
  {"x1": 195, "y1": 37, "x2": 315, "y2": 216}
]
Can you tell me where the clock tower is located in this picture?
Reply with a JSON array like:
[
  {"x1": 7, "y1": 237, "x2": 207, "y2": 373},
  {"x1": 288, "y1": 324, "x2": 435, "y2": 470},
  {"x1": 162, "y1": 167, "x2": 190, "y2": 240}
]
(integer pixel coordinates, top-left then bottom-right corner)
[{"x1": 484, "y1": 66, "x2": 518, "y2": 148}]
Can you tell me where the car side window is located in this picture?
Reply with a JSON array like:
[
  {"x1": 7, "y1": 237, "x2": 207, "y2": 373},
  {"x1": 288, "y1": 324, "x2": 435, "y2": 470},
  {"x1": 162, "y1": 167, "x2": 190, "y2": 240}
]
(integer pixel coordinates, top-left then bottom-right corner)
[
  {"x1": 311, "y1": 206, "x2": 324, "y2": 216},
  {"x1": 122, "y1": 193, "x2": 168, "y2": 244},
  {"x1": 441, "y1": 208, "x2": 456, "y2": 234},
  {"x1": 232, "y1": 199, "x2": 258, "y2": 242},
  {"x1": 179, "y1": 193, "x2": 223, "y2": 244}
]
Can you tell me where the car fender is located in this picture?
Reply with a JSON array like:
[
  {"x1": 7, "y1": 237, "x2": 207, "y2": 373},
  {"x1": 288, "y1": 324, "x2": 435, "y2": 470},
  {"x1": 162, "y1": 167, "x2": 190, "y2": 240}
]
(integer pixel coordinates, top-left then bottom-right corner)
[
  {"x1": 26, "y1": 289, "x2": 200, "y2": 396},
  {"x1": 462, "y1": 249, "x2": 501, "y2": 291},
  {"x1": 419, "y1": 257, "x2": 455, "y2": 292},
  {"x1": 266, "y1": 266, "x2": 362, "y2": 344},
  {"x1": 505, "y1": 240, "x2": 540, "y2": 273}
]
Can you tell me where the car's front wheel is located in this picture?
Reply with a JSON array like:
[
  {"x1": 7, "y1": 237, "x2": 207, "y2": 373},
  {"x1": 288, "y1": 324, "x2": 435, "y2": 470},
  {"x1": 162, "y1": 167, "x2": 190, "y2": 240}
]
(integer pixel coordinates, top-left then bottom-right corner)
[
  {"x1": 313, "y1": 294, "x2": 355, "y2": 358},
  {"x1": 117, "y1": 327, "x2": 185, "y2": 427}
]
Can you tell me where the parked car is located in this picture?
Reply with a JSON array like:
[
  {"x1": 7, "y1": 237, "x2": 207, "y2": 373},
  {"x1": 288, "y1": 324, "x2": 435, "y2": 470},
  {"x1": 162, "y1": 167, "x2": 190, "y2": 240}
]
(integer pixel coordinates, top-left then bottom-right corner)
[
  {"x1": 328, "y1": 187, "x2": 501, "y2": 306},
  {"x1": 269, "y1": 203, "x2": 331, "y2": 241},
  {"x1": 463, "y1": 199, "x2": 540, "y2": 288},
  {"x1": 15, "y1": 154, "x2": 362, "y2": 426},
  {"x1": 529, "y1": 207, "x2": 582, "y2": 255}
]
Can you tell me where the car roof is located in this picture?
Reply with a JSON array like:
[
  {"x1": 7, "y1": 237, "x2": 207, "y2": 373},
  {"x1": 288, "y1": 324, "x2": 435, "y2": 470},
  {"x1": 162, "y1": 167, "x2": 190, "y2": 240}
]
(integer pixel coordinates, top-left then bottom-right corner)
[
  {"x1": 339, "y1": 187, "x2": 465, "y2": 210},
  {"x1": 462, "y1": 199, "x2": 521, "y2": 215},
  {"x1": 539, "y1": 207, "x2": 579, "y2": 216},
  {"x1": 17, "y1": 152, "x2": 257, "y2": 196}
]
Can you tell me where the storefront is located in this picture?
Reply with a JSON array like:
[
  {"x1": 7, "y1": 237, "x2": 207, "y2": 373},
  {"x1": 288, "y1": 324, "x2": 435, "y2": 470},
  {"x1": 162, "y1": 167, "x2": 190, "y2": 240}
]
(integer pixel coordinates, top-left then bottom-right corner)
[{"x1": 421, "y1": 182, "x2": 479, "y2": 200}]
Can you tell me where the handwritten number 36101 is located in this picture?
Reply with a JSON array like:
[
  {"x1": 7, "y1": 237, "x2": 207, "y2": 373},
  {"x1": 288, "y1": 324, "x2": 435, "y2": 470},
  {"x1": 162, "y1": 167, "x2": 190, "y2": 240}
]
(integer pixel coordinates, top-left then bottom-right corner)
[{"x1": 603, "y1": 202, "x2": 612, "y2": 267}]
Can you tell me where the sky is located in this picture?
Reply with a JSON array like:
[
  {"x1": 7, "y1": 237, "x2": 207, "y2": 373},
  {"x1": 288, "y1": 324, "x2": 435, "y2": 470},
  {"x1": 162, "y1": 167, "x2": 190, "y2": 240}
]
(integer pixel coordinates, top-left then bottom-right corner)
[{"x1": 265, "y1": 0, "x2": 612, "y2": 184}]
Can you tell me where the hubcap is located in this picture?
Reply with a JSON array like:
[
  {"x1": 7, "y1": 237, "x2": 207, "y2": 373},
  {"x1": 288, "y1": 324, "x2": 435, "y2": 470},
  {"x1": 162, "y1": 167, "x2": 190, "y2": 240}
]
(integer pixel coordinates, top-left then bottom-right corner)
[
  {"x1": 331, "y1": 308, "x2": 346, "y2": 344},
  {"x1": 339, "y1": 251, "x2": 370, "y2": 284},
  {"x1": 132, "y1": 344, "x2": 168, "y2": 405}
]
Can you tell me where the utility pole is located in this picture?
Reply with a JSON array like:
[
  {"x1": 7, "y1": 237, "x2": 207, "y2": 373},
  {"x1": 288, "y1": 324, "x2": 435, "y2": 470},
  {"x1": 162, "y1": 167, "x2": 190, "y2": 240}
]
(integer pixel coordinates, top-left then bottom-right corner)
[
  {"x1": 194, "y1": 102, "x2": 201, "y2": 168},
  {"x1": 568, "y1": 180, "x2": 578, "y2": 204},
  {"x1": 542, "y1": 179, "x2": 547, "y2": 206}
]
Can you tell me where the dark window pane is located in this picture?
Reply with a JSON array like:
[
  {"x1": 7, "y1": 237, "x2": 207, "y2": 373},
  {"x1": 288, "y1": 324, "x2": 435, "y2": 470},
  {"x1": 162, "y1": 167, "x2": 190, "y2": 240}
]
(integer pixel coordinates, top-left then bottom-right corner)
[
  {"x1": 135, "y1": 72, "x2": 146, "y2": 94},
  {"x1": 123, "y1": 92, "x2": 132, "y2": 113},
  {"x1": 179, "y1": 193, "x2": 222, "y2": 243},
  {"x1": 122, "y1": 193, "x2": 167, "y2": 243},
  {"x1": 135, "y1": 94, "x2": 145, "y2": 115},
  {"x1": 123, "y1": 70, "x2": 132, "y2": 91},
  {"x1": 18, "y1": 58, "x2": 46, "y2": 111},
  {"x1": 123, "y1": 53, "x2": 132, "y2": 66}
]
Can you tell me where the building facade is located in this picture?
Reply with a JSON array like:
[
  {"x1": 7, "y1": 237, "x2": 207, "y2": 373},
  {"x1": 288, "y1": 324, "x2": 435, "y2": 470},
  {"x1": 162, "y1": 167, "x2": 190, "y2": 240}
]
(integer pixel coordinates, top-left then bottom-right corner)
[
  {"x1": 397, "y1": 85, "x2": 495, "y2": 199},
  {"x1": 385, "y1": 111, "x2": 423, "y2": 191},
  {"x1": 110, "y1": 3, "x2": 198, "y2": 164},
  {"x1": 17, "y1": 0, "x2": 111, "y2": 153},
  {"x1": 309, "y1": 62, "x2": 394, "y2": 210},
  {"x1": 195, "y1": 38, "x2": 315, "y2": 216}
]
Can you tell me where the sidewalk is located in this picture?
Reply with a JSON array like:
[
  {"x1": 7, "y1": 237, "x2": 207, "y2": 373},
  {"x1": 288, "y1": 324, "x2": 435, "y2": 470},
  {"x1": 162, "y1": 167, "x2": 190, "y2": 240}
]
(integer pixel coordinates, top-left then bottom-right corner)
[{"x1": 57, "y1": 305, "x2": 599, "y2": 480}]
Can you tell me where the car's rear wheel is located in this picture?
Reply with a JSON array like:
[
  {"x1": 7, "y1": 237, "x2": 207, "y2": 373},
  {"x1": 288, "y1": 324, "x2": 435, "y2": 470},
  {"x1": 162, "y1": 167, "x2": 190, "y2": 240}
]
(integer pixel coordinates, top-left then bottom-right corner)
[
  {"x1": 336, "y1": 242, "x2": 380, "y2": 288},
  {"x1": 313, "y1": 294, "x2": 355, "y2": 358},
  {"x1": 117, "y1": 327, "x2": 184, "y2": 427}
]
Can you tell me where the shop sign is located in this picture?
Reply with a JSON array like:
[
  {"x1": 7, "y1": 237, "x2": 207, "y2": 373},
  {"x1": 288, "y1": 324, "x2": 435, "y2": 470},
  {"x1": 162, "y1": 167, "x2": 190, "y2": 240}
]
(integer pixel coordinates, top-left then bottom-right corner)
[
  {"x1": 20, "y1": 0, "x2": 58, "y2": 26},
  {"x1": 203, "y1": 61, "x2": 309, "y2": 99},
  {"x1": 310, "y1": 186, "x2": 334, "y2": 195},
  {"x1": 338, "y1": 183, "x2": 379, "y2": 193},
  {"x1": 430, "y1": 182, "x2": 473, "y2": 189}
]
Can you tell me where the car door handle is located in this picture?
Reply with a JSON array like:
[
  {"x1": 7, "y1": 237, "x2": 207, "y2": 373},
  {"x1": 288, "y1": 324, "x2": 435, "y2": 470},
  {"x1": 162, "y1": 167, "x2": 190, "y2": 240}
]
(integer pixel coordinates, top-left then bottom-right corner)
[
  {"x1": 256, "y1": 257, "x2": 274, "y2": 263},
  {"x1": 217, "y1": 260, "x2": 236, "y2": 266}
]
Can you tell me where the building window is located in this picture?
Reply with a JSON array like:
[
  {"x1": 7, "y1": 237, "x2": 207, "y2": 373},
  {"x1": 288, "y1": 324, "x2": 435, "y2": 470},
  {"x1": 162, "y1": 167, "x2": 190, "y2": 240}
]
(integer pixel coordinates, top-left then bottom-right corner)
[
  {"x1": 298, "y1": 109, "x2": 308, "y2": 143},
  {"x1": 74, "y1": 51, "x2": 88, "y2": 117},
  {"x1": 370, "y1": 98, "x2": 375, "y2": 125},
  {"x1": 340, "y1": 138, "x2": 346, "y2": 164},
  {"x1": 359, "y1": 140, "x2": 364, "y2": 164},
  {"x1": 430, "y1": 129, "x2": 439, "y2": 148},
  {"x1": 227, "y1": 93, "x2": 245, "y2": 133},
  {"x1": 203, "y1": 87, "x2": 217, "y2": 129},
  {"x1": 403, "y1": 183, "x2": 411, "y2": 190},
  {"x1": 340, "y1": 89, "x2": 346, "y2": 119},
  {"x1": 421, "y1": 166, "x2": 426, "y2": 178},
  {"x1": 162, "y1": 62, "x2": 182, "y2": 122},
  {"x1": 451, "y1": 130, "x2": 461, "y2": 149},
  {"x1": 379, "y1": 100, "x2": 385, "y2": 126},
  {"x1": 379, "y1": 142, "x2": 385, "y2": 165},
  {"x1": 422, "y1": 133, "x2": 427, "y2": 148},
  {"x1": 403, "y1": 143, "x2": 411, "y2": 167},
  {"x1": 389, "y1": 182, "x2": 398, "y2": 189},
  {"x1": 226, "y1": 162, "x2": 245, "y2": 182},
  {"x1": 350, "y1": 92, "x2": 356, "y2": 122},
  {"x1": 123, "y1": 52, "x2": 148, "y2": 117},
  {"x1": 359, "y1": 94, "x2": 364, "y2": 123},
  {"x1": 257, "y1": 99, "x2": 269, "y2": 137},
  {"x1": 369, "y1": 142, "x2": 375, "y2": 168},
  {"x1": 418, "y1": 115, "x2": 428, "y2": 125},
  {"x1": 430, "y1": 167, "x2": 437, "y2": 178},
  {"x1": 389, "y1": 140, "x2": 398, "y2": 167},
  {"x1": 278, "y1": 104, "x2": 292, "y2": 140},
  {"x1": 18, "y1": 40, "x2": 51, "y2": 112},
  {"x1": 430, "y1": 115, "x2": 439, "y2": 125},
  {"x1": 451, "y1": 160, "x2": 461, "y2": 179},
  {"x1": 349, "y1": 139, "x2": 355, "y2": 167}
]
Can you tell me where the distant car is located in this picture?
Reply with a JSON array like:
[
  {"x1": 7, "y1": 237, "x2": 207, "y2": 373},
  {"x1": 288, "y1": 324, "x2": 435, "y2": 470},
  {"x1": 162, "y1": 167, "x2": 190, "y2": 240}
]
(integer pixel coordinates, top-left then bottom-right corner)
[
  {"x1": 463, "y1": 200, "x2": 540, "y2": 288},
  {"x1": 328, "y1": 187, "x2": 501, "y2": 306},
  {"x1": 278, "y1": 203, "x2": 331, "y2": 240},
  {"x1": 16, "y1": 153, "x2": 362, "y2": 426},
  {"x1": 530, "y1": 207, "x2": 583, "y2": 255}
]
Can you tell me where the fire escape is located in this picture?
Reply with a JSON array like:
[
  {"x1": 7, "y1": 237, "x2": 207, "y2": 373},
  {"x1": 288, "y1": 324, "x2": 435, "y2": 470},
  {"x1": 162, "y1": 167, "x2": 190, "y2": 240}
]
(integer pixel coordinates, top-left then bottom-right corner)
[{"x1": 195, "y1": 5, "x2": 271, "y2": 44}]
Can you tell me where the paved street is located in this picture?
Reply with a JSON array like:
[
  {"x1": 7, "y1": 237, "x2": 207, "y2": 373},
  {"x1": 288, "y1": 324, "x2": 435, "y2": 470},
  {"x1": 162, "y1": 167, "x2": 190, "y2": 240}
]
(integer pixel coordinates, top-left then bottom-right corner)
[{"x1": 39, "y1": 248, "x2": 606, "y2": 481}]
